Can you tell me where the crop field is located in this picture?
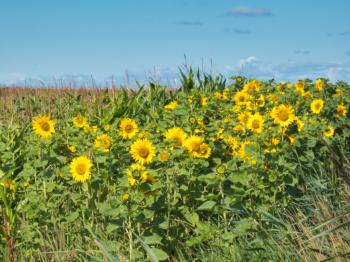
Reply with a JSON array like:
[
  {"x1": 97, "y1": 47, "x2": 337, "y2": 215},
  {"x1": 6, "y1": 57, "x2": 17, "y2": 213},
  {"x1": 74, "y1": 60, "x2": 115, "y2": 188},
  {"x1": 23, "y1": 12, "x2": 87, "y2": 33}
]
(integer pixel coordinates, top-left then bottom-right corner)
[{"x1": 0, "y1": 71, "x2": 350, "y2": 261}]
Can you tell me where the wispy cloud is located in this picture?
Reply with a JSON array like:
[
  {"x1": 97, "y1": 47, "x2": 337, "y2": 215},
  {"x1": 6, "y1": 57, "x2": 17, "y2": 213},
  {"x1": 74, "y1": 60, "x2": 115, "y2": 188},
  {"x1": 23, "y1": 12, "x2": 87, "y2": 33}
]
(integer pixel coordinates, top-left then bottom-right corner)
[
  {"x1": 175, "y1": 21, "x2": 203, "y2": 26},
  {"x1": 225, "y1": 28, "x2": 251, "y2": 35},
  {"x1": 295, "y1": 50, "x2": 310, "y2": 55},
  {"x1": 227, "y1": 6, "x2": 272, "y2": 17},
  {"x1": 327, "y1": 31, "x2": 350, "y2": 37},
  {"x1": 225, "y1": 58, "x2": 350, "y2": 82}
]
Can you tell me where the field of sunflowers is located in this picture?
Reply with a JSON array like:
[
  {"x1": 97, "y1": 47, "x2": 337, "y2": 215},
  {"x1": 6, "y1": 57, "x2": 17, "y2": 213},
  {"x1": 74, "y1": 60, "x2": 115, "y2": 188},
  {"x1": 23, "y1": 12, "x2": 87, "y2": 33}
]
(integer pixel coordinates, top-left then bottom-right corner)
[{"x1": 0, "y1": 70, "x2": 350, "y2": 261}]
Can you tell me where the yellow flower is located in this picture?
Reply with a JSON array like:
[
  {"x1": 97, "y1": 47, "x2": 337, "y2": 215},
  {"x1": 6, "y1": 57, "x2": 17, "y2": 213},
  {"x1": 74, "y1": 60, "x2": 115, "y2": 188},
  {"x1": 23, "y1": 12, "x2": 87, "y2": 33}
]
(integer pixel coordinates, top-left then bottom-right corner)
[
  {"x1": 195, "y1": 143, "x2": 212, "y2": 158},
  {"x1": 267, "y1": 94, "x2": 279, "y2": 104},
  {"x1": 200, "y1": 96, "x2": 208, "y2": 106},
  {"x1": 90, "y1": 125, "x2": 98, "y2": 133},
  {"x1": 160, "y1": 151, "x2": 170, "y2": 161},
  {"x1": 189, "y1": 117, "x2": 196, "y2": 124},
  {"x1": 295, "y1": 80, "x2": 305, "y2": 95},
  {"x1": 323, "y1": 126, "x2": 335, "y2": 137},
  {"x1": 184, "y1": 135, "x2": 203, "y2": 153},
  {"x1": 130, "y1": 139, "x2": 156, "y2": 165},
  {"x1": 271, "y1": 104, "x2": 295, "y2": 127},
  {"x1": 295, "y1": 117, "x2": 304, "y2": 132},
  {"x1": 121, "y1": 193, "x2": 129, "y2": 201},
  {"x1": 0, "y1": 179, "x2": 16, "y2": 192},
  {"x1": 336, "y1": 104, "x2": 347, "y2": 117},
  {"x1": 302, "y1": 91, "x2": 312, "y2": 99},
  {"x1": 238, "y1": 112, "x2": 252, "y2": 125},
  {"x1": 70, "y1": 156, "x2": 92, "y2": 183},
  {"x1": 288, "y1": 135, "x2": 296, "y2": 144},
  {"x1": 243, "y1": 79, "x2": 260, "y2": 93},
  {"x1": 271, "y1": 137, "x2": 280, "y2": 145},
  {"x1": 310, "y1": 99, "x2": 324, "y2": 114},
  {"x1": 128, "y1": 177, "x2": 138, "y2": 186},
  {"x1": 247, "y1": 113, "x2": 264, "y2": 134},
  {"x1": 119, "y1": 118, "x2": 138, "y2": 139},
  {"x1": 104, "y1": 124, "x2": 111, "y2": 131},
  {"x1": 184, "y1": 136, "x2": 211, "y2": 158},
  {"x1": 32, "y1": 115, "x2": 55, "y2": 138},
  {"x1": 233, "y1": 91, "x2": 250, "y2": 106},
  {"x1": 94, "y1": 134, "x2": 112, "y2": 153},
  {"x1": 164, "y1": 127, "x2": 187, "y2": 147},
  {"x1": 256, "y1": 95, "x2": 265, "y2": 107},
  {"x1": 138, "y1": 131, "x2": 150, "y2": 139},
  {"x1": 68, "y1": 145, "x2": 76, "y2": 153},
  {"x1": 225, "y1": 136, "x2": 240, "y2": 152},
  {"x1": 21, "y1": 181, "x2": 29, "y2": 187},
  {"x1": 214, "y1": 92, "x2": 222, "y2": 100},
  {"x1": 315, "y1": 79, "x2": 324, "y2": 91},
  {"x1": 164, "y1": 101, "x2": 177, "y2": 111},
  {"x1": 233, "y1": 124, "x2": 245, "y2": 132},
  {"x1": 216, "y1": 166, "x2": 225, "y2": 174},
  {"x1": 73, "y1": 115, "x2": 87, "y2": 128}
]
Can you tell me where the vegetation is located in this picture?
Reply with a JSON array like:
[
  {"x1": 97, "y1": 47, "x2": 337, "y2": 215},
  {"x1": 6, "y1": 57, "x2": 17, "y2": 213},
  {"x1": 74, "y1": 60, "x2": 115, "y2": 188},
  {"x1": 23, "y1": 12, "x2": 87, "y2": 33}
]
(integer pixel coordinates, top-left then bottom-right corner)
[{"x1": 0, "y1": 70, "x2": 350, "y2": 261}]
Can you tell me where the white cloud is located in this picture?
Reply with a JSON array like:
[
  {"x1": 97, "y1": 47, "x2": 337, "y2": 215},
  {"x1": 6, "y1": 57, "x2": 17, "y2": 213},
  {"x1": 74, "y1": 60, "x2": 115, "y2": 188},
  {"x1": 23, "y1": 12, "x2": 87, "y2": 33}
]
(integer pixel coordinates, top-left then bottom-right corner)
[
  {"x1": 238, "y1": 56, "x2": 258, "y2": 68},
  {"x1": 227, "y1": 6, "x2": 272, "y2": 17}
]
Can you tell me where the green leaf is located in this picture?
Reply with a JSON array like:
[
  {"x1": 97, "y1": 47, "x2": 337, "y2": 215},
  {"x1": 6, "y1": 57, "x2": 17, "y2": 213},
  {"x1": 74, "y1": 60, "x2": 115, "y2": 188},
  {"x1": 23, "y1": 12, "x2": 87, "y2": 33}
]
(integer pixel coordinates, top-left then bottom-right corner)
[
  {"x1": 197, "y1": 200, "x2": 216, "y2": 211},
  {"x1": 151, "y1": 248, "x2": 169, "y2": 261}
]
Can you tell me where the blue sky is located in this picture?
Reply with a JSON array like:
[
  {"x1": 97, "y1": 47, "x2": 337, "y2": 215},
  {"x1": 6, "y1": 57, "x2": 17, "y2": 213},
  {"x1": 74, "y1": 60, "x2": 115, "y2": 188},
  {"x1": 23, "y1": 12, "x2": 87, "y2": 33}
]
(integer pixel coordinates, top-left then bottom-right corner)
[{"x1": 0, "y1": 0, "x2": 349, "y2": 86}]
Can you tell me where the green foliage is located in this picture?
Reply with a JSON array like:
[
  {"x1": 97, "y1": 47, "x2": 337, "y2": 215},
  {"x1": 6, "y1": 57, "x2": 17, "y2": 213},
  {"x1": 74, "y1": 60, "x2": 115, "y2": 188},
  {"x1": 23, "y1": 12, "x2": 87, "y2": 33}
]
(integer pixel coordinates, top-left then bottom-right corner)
[{"x1": 0, "y1": 73, "x2": 350, "y2": 261}]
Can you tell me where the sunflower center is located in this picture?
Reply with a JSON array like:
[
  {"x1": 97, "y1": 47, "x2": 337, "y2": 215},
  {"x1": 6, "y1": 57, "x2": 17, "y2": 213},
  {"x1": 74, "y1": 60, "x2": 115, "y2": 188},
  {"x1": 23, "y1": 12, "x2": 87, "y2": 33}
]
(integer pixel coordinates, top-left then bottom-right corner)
[
  {"x1": 138, "y1": 147, "x2": 150, "y2": 158},
  {"x1": 40, "y1": 121, "x2": 51, "y2": 132},
  {"x1": 278, "y1": 110, "x2": 289, "y2": 121},
  {"x1": 238, "y1": 96, "x2": 245, "y2": 102},
  {"x1": 173, "y1": 136, "x2": 182, "y2": 146},
  {"x1": 315, "y1": 103, "x2": 321, "y2": 110},
  {"x1": 125, "y1": 124, "x2": 134, "y2": 133},
  {"x1": 252, "y1": 119, "x2": 261, "y2": 129},
  {"x1": 199, "y1": 145, "x2": 208, "y2": 155},
  {"x1": 75, "y1": 163, "x2": 87, "y2": 175},
  {"x1": 192, "y1": 142, "x2": 202, "y2": 152}
]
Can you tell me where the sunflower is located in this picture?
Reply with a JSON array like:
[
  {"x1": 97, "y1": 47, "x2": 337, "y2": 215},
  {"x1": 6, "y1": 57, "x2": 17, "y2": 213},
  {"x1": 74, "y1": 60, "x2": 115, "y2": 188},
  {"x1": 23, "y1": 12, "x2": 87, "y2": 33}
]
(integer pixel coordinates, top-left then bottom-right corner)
[
  {"x1": 233, "y1": 91, "x2": 250, "y2": 106},
  {"x1": 216, "y1": 166, "x2": 225, "y2": 174},
  {"x1": 184, "y1": 135, "x2": 204, "y2": 154},
  {"x1": 194, "y1": 143, "x2": 212, "y2": 158},
  {"x1": 294, "y1": 117, "x2": 304, "y2": 132},
  {"x1": 32, "y1": 115, "x2": 55, "y2": 138},
  {"x1": 184, "y1": 136, "x2": 211, "y2": 158},
  {"x1": 200, "y1": 96, "x2": 208, "y2": 106},
  {"x1": 159, "y1": 151, "x2": 170, "y2": 161},
  {"x1": 271, "y1": 104, "x2": 295, "y2": 127},
  {"x1": 336, "y1": 104, "x2": 347, "y2": 117},
  {"x1": 94, "y1": 134, "x2": 112, "y2": 153},
  {"x1": 294, "y1": 80, "x2": 305, "y2": 95},
  {"x1": 119, "y1": 118, "x2": 138, "y2": 139},
  {"x1": 130, "y1": 139, "x2": 156, "y2": 165},
  {"x1": 68, "y1": 145, "x2": 76, "y2": 153},
  {"x1": 164, "y1": 101, "x2": 177, "y2": 111},
  {"x1": 323, "y1": 126, "x2": 335, "y2": 138},
  {"x1": 73, "y1": 115, "x2": 87, "y2": 128},
  {"x1": 310, "y1": 99, "x2": 324, "y2": 114},
  {"x1": 70, "y1": 156, "x2": 92, "y2": 183},
  {"x1": 315, "y1": 79, "x2": 324, "y2": 91},
  {"x1": 225, "y1": 136, "x2": 240, "y2": 153},
  {"x1": 243, "y1": 79, "x2": 260, "y2": 93},
  {"x1": 238, "y1": 112, "x2": 252, "y2": 125},
  {"x1": 0, "y1": 179, "x2": 16, "y2": 192},
  {"x1": 256, "y1": 95, "x2": 265, "y2": 107},
  {"x1": 164, "y1": 127, "x2": 187, "y2": 147},
  {"x1": 247, "y1": 113, "x2": 264, "y2": 134}
]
